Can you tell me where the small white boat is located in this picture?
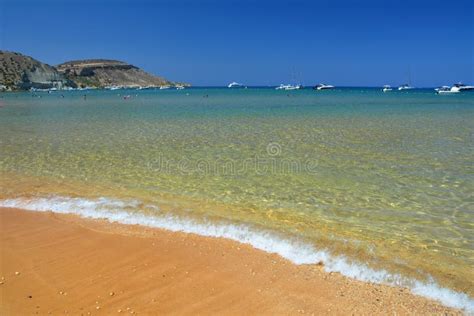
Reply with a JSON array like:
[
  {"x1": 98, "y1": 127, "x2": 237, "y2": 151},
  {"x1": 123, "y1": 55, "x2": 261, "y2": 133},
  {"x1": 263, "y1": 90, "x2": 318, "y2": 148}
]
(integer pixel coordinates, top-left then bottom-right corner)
[
  {"x1": 435, "y1": 86, "x2": 458, "y2": 94},
  {"x1": 314, "y1": 83, "x2": 335, "y2": 90},
  {"x1": 138, "y1": 85, "x2": 155, "y2": 90},
  {"x1": 176, "y1": 85, "x2": 185, "y2": 90},
  {"x1": 450, "y1": 83, "x2": 474, "y2": 92},
  {"x1": 228, "y1": 82, "x2": 243, "y2": 88},
  {"x1": 276, "y1": 84, "x2": 290, "y2": 90},
  {"x1": 399, "y1": 67, "x2": 415, "y2": 91},
  {"x1": 159, "y1": 85, "x2": 171, "y2": 90},
  {"x1": 276, "y1": 84, "x2": 303, "y2": 90},
  {"x1": 382, "y1": 85, "x2": 392, "y2": 92},
  {"x1": 435, "y1": 83, "x2": 474, "y2": 94},
  {"x1": 398, "y1": 84, "x2": 414, "y2": 90}
]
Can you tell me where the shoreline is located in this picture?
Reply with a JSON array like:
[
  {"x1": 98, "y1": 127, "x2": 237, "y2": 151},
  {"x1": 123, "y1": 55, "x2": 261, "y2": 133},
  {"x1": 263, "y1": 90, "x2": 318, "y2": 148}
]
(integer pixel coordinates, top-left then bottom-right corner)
[{"x1": 0, "y1": 207, "x2": 462, "y2": 315}]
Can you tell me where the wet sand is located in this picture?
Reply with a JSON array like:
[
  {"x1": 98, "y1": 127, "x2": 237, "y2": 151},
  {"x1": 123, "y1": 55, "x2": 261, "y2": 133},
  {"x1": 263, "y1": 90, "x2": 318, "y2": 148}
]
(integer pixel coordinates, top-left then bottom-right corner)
[{"x1": 0, "y1": 207, "x2": 460, "y2": 315}]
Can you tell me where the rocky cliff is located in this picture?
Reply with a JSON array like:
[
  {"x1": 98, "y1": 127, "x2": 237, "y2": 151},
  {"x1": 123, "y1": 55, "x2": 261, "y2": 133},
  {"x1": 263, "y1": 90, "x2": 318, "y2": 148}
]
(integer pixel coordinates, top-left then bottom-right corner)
[
  {"x1": 56, "y1": 59, "x2": 176, "y2": 88},
  {"x1": 0, "y1": 51, "x2": 70, "y2": 90},
  {"x1": 0, "y1": 51, "x2": 186, "y2": 91}
]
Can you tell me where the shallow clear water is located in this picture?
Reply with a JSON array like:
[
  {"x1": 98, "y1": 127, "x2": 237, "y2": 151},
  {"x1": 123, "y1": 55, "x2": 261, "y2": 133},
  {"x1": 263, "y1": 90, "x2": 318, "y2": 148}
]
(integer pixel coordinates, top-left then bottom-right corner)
[{"x1": 0, "y1": 87, "x2": 473, "y2": 303}]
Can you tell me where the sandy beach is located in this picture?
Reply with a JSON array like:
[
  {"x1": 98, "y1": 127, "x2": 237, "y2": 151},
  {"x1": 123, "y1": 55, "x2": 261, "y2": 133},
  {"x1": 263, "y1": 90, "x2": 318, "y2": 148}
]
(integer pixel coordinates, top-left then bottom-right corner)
[
  {"x1": 0, "y1": 207, "x2": 460, "y2": 315},
  {"x1": 1, "y1": 0, "x2": 474, "y2": 313}
]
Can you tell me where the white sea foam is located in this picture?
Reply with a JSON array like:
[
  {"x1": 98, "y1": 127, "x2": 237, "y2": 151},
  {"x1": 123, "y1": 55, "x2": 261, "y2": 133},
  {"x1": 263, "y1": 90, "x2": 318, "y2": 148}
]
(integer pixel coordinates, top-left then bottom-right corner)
[{"x1": 0, "y1": 196, "x2": 473, "y2": 313}]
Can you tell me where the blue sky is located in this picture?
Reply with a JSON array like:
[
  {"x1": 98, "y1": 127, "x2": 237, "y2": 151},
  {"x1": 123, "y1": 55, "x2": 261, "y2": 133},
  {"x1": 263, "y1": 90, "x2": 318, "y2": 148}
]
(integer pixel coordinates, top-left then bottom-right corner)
[{"x1": 0, "y1": 0, "x2": 472, "y2": 86}]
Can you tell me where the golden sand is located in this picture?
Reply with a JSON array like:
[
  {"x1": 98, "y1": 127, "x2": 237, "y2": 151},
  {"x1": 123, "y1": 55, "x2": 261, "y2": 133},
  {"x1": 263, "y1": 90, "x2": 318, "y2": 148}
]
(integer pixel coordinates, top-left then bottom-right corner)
[{"x1": 0, "y1": 207, "x2": 460, "y2": 315}]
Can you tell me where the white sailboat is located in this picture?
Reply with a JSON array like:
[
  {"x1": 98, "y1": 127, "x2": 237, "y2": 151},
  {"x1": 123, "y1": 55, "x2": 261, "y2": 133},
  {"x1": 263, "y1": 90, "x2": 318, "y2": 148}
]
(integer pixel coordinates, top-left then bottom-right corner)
[
  {"x1": 398, "y1": 84, "x2": 414, "y2": 90},
  {"x1": 276, "y1": 84, "x2": 290, "y2": 90},
  {"x1": 398, "y1": 68, "x2": 415, "y2": 90},
  {"x1": 276, "y1": 69, "x2": 304, "y2": 90}
]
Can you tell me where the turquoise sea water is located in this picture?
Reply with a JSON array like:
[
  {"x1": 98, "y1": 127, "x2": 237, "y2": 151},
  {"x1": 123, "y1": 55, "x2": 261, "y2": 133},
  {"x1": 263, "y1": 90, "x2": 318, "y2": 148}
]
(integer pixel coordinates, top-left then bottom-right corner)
[{"x1": 0, "y1": 87, "x2": 473, "y2": 310}]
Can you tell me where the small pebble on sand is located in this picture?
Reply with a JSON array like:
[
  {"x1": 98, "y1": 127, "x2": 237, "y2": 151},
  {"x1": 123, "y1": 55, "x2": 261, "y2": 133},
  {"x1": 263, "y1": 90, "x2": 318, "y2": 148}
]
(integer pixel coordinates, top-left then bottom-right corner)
[
  {"x1": 96, "y1": 306, "x2": 100, "y2": 310},
  {"x1": 15, "y1": 272, "x2": 20, "y2": 276},
  {"x1": 110, "y1": 292, "x2": 115, "y2": 296},
  {"x1": 118, "y1": 309, "x2": 122, "y2": 313}
]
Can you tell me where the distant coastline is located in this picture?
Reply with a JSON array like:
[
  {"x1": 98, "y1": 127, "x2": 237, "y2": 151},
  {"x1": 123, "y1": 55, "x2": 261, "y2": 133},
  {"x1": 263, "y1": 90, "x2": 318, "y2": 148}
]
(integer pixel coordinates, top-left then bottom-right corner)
[
  {"x1": 0, "y1": 51, "x2": 189, "y2": 91},
  {"x1": 1, "y1": 51, "x2": 471, "y2": 93}
]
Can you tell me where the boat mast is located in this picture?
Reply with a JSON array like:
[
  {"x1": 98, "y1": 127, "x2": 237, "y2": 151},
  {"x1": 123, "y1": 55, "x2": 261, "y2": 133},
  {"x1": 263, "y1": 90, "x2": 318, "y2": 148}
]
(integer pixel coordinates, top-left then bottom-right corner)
[{"x1": 408, "y1": 66, "x2": 412, "y2": 86}]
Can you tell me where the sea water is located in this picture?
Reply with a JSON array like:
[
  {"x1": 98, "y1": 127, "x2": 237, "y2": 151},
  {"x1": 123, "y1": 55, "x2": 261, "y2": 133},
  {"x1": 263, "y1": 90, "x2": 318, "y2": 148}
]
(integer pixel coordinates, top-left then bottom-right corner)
[{"x1": 0, "y1": 87, "x2": 473, "y2": 311}]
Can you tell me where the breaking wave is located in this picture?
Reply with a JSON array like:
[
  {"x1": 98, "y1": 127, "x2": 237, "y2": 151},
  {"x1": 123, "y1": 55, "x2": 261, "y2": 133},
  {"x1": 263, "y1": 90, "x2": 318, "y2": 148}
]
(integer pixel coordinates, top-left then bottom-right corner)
[{"x1": 0, "y1": 196, "x2": 472, "y2": 313}]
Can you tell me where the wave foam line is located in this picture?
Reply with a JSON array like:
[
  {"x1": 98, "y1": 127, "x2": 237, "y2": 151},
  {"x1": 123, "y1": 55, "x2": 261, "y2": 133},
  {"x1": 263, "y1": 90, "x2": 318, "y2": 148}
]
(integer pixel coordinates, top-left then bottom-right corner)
[{"x1": 0, "y1": 196, "x2": 472, "y2": 313}]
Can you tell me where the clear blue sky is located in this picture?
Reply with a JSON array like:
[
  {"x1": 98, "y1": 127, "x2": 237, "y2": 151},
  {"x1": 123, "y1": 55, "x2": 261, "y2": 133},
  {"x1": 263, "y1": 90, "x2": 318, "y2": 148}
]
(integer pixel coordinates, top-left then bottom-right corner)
[{"x1": 0, "y1": 0, "x2": 472, "y2": 87}]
